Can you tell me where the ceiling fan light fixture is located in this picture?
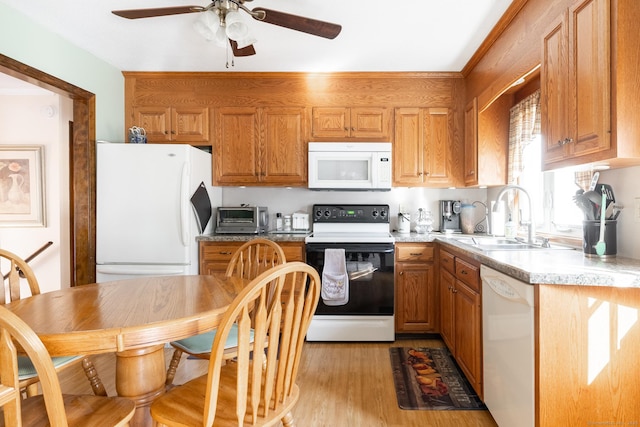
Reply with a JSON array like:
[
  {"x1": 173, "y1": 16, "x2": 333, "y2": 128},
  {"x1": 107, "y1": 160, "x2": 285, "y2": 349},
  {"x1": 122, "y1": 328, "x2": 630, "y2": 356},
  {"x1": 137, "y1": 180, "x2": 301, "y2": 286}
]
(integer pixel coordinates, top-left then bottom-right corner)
[
  {"x1": 214, "y1": 25, "x2": 228, "y2": 47},
  {"x1": 193, "y1": 11, "x2": 220, "y2": 41},
  {"x1": 235, "y1": 34, "x2": 257, "y2": 49},
  {"x1": 224, "y1": 10, "x2": 249, "y2": 40}
]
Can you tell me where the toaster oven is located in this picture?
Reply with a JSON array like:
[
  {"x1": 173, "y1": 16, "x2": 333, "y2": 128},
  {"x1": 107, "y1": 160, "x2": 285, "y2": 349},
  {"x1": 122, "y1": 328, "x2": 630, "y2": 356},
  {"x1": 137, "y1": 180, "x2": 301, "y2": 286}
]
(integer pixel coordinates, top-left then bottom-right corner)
[{"x1": 215, "y1": 206, "x2": 269, "y2": 234}]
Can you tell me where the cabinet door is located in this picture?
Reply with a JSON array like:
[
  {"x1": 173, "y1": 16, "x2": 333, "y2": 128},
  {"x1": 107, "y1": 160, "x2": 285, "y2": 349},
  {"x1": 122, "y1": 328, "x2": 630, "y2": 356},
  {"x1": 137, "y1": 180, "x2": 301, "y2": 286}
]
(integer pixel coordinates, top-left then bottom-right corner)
[
  {"x1": 260, "y1": 107, "x2": 307, "y2": 185},
  {"x1": 350, "y1": 107, "x2": 390, "y2": 139},
  {"x1": 396, "y1": 262, "x2": 436, "y2": 333},
  {"x1": 454, "y1": 280, "x2": 482, "y2": 397},
  {"x1": 541, "y1": 14, "x2": 569, "y2": 164},
  {"x1": 199, "y1": 241, "x2": 240, "y2": 275},
  {"x1": 214, "y1": 107, "x2": 260, "y2": 185},
  {"x1": 311, "y1": 107, "x2": 349, "y2": 138},
  {"x1": 134, "y1": 106, "x2": 172, "y2": 142},
  {"x1": 439, "y1": 268, "x2": 456, "y2": 352},
  {"x1": 464, "y1": 98, "x2": 478, "y2": 186},
  {"x1": 279, "y1": 242, "x2": 305, "y2": 262},
  {"x1": 393, "y1": 108, "x2": 425, "y2": 185},
  {"x1": 172, "y1": 107, "x2": 210, "y2": 143},
  {"x1": 567, "y1": 0, "x2": 611, "y2": 158},
  {"x1": 423, "y1": 107, "x2": 455, "y2": 186},
  {"x1": 542, "y1": 0, "x2": 611, "y2": 168}
]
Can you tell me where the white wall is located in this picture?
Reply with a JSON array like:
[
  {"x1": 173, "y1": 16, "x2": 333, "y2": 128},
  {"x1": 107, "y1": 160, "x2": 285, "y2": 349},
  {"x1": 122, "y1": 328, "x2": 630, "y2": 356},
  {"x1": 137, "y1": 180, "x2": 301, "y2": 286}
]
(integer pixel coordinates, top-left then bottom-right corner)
[
  {"x1": 0, "y1": 3, "x2": 125, "y2": 142},
  {"x1": 220, "y1": 187, "x2": 490, "y2": 233},
  {"x1": 0, "y1": 93, "x2": 72, "y2": 293},
  {"x1": 598, "y1": 166, "x2": 640, "y2": 259},
  {"x1": 0, "y1": 4, "x2": 126, "y2": 291}
]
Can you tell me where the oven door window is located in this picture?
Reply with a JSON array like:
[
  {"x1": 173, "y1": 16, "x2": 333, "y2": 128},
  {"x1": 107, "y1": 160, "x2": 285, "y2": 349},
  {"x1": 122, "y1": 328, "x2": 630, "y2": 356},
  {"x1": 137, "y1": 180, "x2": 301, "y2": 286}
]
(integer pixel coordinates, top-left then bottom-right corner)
[{"x1": 306, "y1": 244, "x2": 394, "y2": 315}]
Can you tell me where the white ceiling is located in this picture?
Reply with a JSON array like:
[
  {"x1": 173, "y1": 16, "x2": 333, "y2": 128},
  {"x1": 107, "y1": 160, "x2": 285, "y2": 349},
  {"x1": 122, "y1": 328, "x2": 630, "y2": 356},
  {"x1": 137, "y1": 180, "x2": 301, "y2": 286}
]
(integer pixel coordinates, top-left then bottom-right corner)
[{"x1": 1, "y1": 0, "x2": 513, "y2": 74}]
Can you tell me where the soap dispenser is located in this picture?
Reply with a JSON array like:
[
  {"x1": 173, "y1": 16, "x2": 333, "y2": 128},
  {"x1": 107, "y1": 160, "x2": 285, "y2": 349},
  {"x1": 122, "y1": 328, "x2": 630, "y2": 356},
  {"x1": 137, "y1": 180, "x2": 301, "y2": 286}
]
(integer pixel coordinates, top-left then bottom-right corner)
[{"x1": 504, "y1": 213, "x2": 516, "y2": 239}]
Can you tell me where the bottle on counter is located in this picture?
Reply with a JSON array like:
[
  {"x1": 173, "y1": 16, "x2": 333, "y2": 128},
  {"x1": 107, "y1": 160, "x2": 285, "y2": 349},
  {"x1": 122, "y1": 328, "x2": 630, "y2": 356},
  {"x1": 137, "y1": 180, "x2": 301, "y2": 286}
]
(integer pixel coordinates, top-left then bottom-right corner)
[
  {"x1": 283, "y1": 214, "x2": 292, "y2": 232},
  {"x1": 275, "y1": 213, "x2": 283, "y2": 231},
  {"x1": 504, "y1": 213, "x2": 516, "y2": 239}
]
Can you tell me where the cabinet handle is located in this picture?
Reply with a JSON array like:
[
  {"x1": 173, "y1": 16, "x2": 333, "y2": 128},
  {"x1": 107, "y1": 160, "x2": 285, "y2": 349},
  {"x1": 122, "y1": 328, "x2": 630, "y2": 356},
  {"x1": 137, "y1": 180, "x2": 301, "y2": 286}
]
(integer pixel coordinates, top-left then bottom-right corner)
[
  {"x1": 399, "y1": 271, "x2": 404, "y2": 275},
  {"x1": 409, "y1": 252, "x2": 423, "y2": 256},
  {"x1": 164, "y1": 131, "x2": 169, "y2": 135},
  {"x1": 452, "y1": 289, "x2": 458, "y2": 293},
  {"x1": 557, "y1": 137, "x2": 574, "y2": 146},
  {"x1": 461, "y1": 270, "x2": 468, "y2": 275},
  {"x1": 468, "y1": 170, "x2": 475, "y2": 175},
  {"x1": 351, "y1": 127, "x2": 355, "y2": 131},
  {"x1": 219, "y1": 251, "x2": 232, "y2": 255}
]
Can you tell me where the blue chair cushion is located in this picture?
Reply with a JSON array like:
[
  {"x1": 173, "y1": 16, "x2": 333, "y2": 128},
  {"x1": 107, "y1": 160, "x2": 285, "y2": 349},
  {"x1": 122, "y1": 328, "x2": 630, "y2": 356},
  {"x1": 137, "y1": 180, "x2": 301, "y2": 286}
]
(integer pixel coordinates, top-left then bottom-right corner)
[
  {"x1": 18, "y1": 355, "x2": 82, "y2": 381},
  {"x1": 171, "y1": 324, "x2": 254, "y2": 355}
]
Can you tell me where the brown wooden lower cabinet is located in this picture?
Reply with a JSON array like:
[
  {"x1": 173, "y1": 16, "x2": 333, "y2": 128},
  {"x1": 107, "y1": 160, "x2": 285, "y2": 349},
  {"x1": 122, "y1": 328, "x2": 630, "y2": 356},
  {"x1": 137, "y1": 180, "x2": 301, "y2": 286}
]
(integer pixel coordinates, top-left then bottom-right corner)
[
  {"x1": 438, "y1": 247, "x2": 482, "y2": 399},
  {"x1": 537, "y1": 284, "x2": 640, "y2": 426},
  {"x1": 395, "y1": 243, "x2": 437, "y2": 333},
  {"x1": 199, "y1": 240, "x2": 305, "y2": 275}
]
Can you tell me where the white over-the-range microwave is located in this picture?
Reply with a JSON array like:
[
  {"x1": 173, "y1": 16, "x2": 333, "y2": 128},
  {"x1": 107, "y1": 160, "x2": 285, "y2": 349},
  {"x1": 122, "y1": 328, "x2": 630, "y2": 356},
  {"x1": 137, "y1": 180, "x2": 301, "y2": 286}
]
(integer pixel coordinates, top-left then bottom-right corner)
[{"x1": 307, "y1": 142, "x2": 392, "y2": 191}]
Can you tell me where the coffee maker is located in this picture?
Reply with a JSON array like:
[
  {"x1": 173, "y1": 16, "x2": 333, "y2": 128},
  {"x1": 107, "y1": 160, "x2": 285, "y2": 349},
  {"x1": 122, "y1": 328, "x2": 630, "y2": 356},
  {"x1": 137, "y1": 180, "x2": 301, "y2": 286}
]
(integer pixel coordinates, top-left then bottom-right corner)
[{"x1": 440, "y1": 200, "x2": 462, "y2": 233}]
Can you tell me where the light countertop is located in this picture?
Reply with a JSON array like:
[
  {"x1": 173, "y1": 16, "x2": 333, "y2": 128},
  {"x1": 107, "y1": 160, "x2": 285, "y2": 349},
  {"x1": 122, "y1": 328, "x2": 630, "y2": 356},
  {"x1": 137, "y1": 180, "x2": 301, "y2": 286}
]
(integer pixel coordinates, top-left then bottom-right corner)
[
  {"x1": 197, "y1": 231, "x2": 640, "y2": 288},
  {"x1": 395, "y1": 231, "x2": 640, "y2": 288}
]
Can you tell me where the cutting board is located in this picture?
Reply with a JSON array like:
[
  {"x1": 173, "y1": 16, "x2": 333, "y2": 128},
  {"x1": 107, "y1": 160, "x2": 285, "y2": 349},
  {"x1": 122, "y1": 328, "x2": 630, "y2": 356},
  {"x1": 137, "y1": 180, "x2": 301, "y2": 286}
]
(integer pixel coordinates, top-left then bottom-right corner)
[{"x1": 190, "y1": 182, "x2": 212, "y2": 234}]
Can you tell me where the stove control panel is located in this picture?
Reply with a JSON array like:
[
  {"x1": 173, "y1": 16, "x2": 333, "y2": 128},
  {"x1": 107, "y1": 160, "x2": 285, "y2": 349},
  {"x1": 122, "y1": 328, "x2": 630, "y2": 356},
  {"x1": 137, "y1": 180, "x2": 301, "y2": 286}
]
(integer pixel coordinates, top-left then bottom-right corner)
[{"x1": 312, "y1": 204, "x2": 389, "y2": 223}]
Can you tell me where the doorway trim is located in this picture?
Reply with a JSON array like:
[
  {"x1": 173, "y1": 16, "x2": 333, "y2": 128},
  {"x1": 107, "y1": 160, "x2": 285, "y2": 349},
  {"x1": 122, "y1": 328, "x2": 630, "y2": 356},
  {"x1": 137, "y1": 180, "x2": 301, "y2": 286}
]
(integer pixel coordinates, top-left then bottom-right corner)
[{"x1": 0, "y1": 54, "x2": 96, "y2": 286}]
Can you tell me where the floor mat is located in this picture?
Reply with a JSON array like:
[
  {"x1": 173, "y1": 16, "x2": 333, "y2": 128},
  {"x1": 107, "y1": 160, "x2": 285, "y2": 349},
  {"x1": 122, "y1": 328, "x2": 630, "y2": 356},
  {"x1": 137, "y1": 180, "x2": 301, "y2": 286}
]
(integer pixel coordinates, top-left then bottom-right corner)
[{"x1": 389, "y1": 347, "x2": 486, "y2": 410}]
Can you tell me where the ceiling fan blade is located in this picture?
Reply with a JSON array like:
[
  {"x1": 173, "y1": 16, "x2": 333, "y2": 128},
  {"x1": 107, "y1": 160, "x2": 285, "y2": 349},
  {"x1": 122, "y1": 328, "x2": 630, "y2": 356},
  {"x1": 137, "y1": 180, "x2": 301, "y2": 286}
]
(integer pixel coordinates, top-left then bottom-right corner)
[
  {"x1": 112, "y1": 6, "x2": 204, "y2": 20},
  {"x1": 230, "y1": 40, "x2": 256, "y2": 57},
  {"x1": 251, "y1": 7, "x2": 341, "y2": 39}
]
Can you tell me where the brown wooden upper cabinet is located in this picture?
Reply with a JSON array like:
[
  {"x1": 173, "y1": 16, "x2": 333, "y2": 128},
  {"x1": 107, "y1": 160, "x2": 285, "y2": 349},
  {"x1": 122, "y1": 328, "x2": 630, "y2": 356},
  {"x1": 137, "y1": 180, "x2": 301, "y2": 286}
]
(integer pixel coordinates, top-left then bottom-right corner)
[
  {"x1": 311, "y1": 107, "x2": 390, "y2": 139},
  {"x1": 132, "y1": 106, "x2": 210, "y2": 144},
  {"x1": 213, "y1": 106, "x2": 307, "y2": 186},
  {"x1": 393, "y1": 107, "x2": 457, "y2": 187},
  {"x1": 463, "y1": 98, "x2": 478, "y2": 186},
  {"x1": 541, "y1": 0, "x2": 615, "y2": 170}
]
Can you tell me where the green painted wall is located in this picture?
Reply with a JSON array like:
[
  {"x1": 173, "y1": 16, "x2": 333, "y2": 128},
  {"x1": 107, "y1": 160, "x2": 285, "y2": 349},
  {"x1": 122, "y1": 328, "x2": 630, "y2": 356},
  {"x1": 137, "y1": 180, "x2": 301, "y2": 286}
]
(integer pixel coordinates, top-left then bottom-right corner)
[{"x1": 0, "y1": 3, "x2": 124, "y2": 141}]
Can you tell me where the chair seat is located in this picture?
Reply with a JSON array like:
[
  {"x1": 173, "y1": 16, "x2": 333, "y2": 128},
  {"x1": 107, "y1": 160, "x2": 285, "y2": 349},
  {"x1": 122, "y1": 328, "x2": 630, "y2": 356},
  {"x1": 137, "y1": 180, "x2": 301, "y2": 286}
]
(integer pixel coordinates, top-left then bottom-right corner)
[
  {"x1": 171, "y1": 324, "x2": 254, "y2": 355},
  {"x1": 1, "y1": 394, "x2": 136, "y2": 427},
  {"x1": 18, "y1": 355, "x2": 82, "y2": 380},
  {"x1": 152, "y1": 362, "x2": 300, "y2": 426}
]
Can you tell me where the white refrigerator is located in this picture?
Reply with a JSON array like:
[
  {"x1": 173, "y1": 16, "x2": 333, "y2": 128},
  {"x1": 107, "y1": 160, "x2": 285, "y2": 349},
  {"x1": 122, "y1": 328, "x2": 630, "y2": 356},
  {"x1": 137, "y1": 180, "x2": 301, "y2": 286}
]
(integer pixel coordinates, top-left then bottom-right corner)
[{"x1": 96, "y1": 142, "x2": 221, "y2": 283}]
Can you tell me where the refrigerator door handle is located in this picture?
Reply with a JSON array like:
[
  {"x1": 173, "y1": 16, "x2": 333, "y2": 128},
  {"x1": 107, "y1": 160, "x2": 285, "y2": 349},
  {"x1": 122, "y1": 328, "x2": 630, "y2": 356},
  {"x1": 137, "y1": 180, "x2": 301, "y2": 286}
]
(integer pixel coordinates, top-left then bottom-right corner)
[{"x1": 180, "y1": 161, "x2": 190, "y2": 247}]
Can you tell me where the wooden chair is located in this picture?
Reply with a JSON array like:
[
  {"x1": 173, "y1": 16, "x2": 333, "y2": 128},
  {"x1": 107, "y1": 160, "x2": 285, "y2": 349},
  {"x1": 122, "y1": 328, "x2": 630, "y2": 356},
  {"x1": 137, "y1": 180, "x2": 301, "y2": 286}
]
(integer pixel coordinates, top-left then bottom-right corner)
[
  {"x1": 151, "y1": 261, "x2": 321, "y2": 427},
  {"x1": 0, "y1": 248, "x2": 107, "y2": 397},
  {"x1": 0, "y1": 304, "x2": 136, "y2": 426},
  {"x1": 165, "y1": 238, "x2": 286, "y2": 386}
]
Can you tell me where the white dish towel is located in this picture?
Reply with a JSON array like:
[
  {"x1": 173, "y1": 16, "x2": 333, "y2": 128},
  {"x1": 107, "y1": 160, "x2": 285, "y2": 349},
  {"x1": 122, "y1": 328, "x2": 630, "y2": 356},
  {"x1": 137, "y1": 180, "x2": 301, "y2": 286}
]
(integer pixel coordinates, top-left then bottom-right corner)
[{"x1": 321, "y1": 248, "x2": 349, "y2": 306}]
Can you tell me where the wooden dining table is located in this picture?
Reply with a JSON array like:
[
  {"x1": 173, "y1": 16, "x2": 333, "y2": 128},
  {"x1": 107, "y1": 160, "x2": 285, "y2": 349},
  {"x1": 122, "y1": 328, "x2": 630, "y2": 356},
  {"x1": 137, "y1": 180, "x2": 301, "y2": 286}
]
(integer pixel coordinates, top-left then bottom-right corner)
[{"x1": 4, "y1": 274, "x2": 246, "y2": 427}]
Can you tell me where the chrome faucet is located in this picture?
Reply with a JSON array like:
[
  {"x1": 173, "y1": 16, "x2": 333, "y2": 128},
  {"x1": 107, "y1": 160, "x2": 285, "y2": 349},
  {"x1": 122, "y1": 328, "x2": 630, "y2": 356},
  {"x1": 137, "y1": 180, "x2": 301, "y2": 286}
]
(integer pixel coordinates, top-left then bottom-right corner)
[{"x1": 493, "y1": 184, "x2": 535, "y2": 244}]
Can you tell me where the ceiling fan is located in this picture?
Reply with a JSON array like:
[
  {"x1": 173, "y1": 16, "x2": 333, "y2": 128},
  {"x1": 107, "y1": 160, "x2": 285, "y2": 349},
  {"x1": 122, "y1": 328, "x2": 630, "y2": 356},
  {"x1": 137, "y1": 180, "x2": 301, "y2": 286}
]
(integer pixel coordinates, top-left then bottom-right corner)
[{"x1": 112, "y1": 0, "x2": 342, "y2": 57}]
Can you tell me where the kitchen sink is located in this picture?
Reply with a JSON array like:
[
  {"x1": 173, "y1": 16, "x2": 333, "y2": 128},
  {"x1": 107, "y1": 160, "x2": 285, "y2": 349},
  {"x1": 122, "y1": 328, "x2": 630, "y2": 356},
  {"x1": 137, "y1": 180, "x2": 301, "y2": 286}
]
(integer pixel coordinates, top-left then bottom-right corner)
[{"x1": 453, "y1": 236, "x2": 574, "y2": 252}]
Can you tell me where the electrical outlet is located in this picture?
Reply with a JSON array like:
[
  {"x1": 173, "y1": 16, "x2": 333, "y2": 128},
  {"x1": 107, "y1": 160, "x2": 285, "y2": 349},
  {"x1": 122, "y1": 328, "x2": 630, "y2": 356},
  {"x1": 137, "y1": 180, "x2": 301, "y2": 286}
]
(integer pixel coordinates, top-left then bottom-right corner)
[{"x1": 635, "y1": 198, "x2": 640, "y2": 223}]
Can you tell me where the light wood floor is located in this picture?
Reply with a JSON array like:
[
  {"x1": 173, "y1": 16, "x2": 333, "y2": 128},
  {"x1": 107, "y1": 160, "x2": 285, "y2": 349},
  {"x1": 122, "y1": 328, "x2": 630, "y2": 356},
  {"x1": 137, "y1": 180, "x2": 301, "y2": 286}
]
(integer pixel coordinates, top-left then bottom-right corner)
[{"x1": 57, "y1": 337, "x2": 498, "y2": 427}]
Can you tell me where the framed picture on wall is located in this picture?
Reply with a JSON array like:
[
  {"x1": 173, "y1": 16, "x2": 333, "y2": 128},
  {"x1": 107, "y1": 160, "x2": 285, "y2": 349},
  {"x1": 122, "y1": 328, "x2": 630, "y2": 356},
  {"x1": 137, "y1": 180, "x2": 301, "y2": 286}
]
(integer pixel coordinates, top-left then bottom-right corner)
[{"x1": 0, "y1": 145, "x2": 45, "y2": 227}]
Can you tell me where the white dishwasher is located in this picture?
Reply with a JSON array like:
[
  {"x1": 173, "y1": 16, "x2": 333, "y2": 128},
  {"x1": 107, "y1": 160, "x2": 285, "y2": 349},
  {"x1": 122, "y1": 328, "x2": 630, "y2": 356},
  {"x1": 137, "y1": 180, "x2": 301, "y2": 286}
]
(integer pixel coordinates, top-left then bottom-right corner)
[{"x1": 481, "y1": 265, "x2": 534, "y2": 427}]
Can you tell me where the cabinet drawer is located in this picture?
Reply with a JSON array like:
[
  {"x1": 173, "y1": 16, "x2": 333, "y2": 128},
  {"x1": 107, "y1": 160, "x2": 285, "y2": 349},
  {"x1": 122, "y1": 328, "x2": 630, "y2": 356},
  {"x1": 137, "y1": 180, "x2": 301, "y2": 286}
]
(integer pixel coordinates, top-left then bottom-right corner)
[
  {"x1": 396, "y1": 244, "x2": 434, "y2": 262},
  {"x1": 439, "y1": 250, "x2": 455, "y2": 274},
  {"x1": 200, "y1": 242, "x2": 239, "y2": 261},
  {"x1": 455, "y1": 258, "x2": 480, "y2": 292}
]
